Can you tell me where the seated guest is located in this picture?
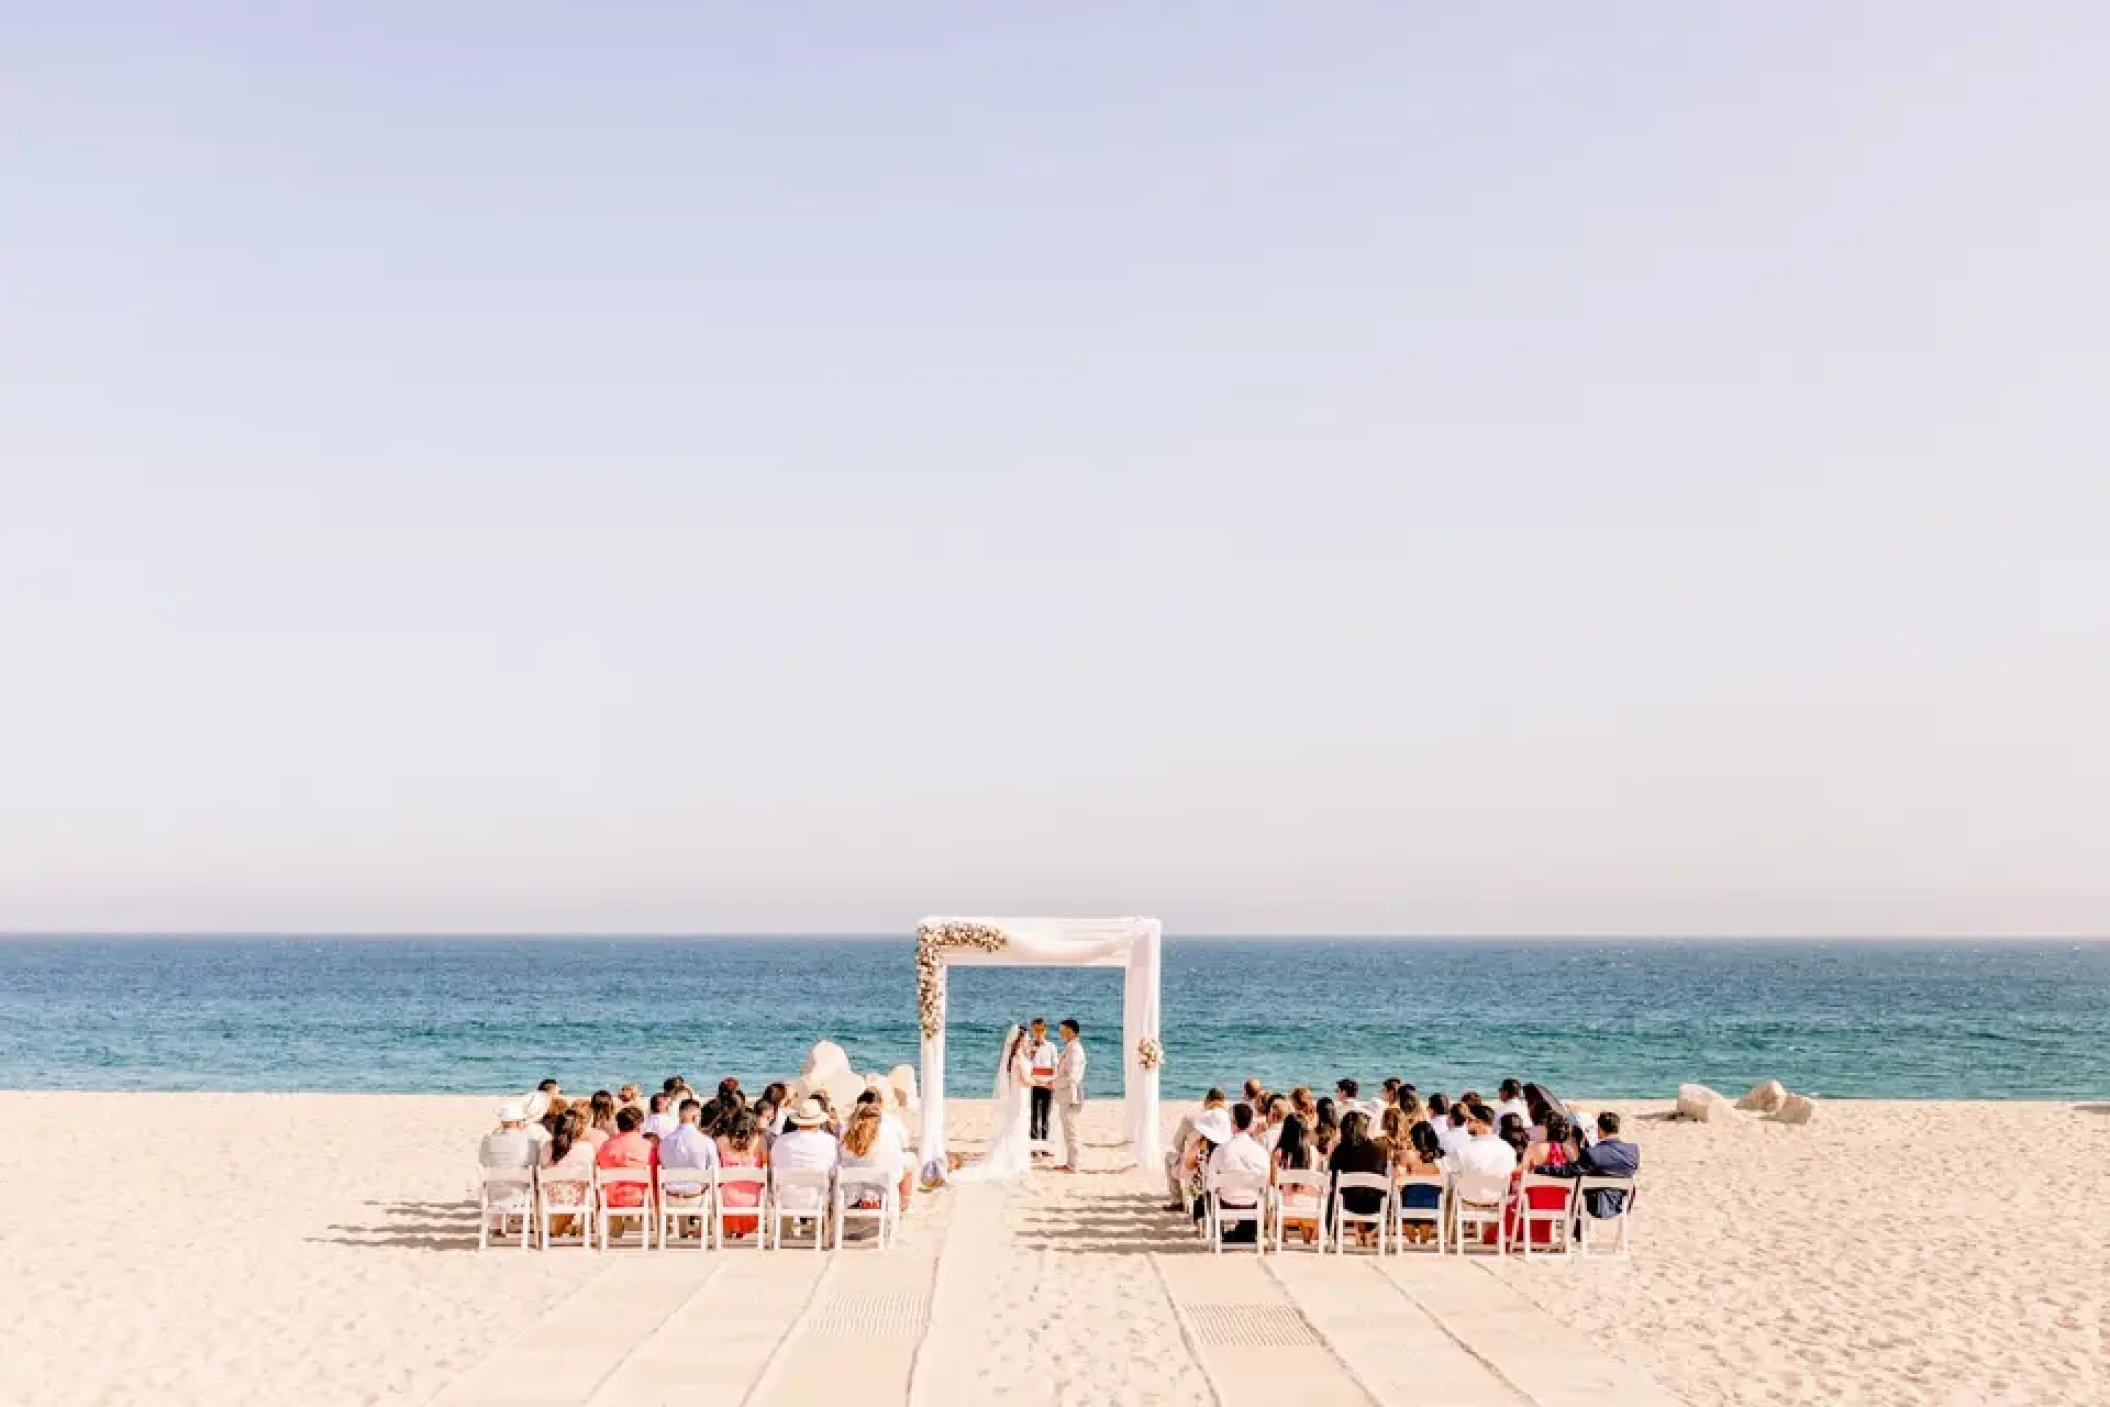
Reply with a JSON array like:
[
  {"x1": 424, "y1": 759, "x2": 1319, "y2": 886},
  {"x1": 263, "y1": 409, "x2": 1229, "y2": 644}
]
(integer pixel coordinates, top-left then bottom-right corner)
[
  {"x1": 537, "y1": 1078, "x2": 562, "y2": 1098},
  {"x1": 1327, "y1": 1111, "x2": 1390, "y2": 1247},
  {"x1": 1381, "y1": 1076, "x2": 1403, "y2": 1107},
  {"x1": 538, "y1": 1108, "x2": 595, "y2": 1235},
  {"x1": 714, "y1": 1107, "x2": 769, "y2": 1240},
  {"x1": 1438, "y1": 1101, "x2": 1474, "y2": 1161},
  {"x1": 1181, "y1": 1107, "x2": 1235, "y2": 1224},
  {"x1": 1378, "y1": 1105, "x2": 1413, "y2": 1165},
  {"x1": 521, "y1": 1090, "x2": 553, "y2": 1143},
  {"x1": 1399, "y1": 1091, "x2": 1429, "y2": 1131},
  {"x1": 1497, "y1": 1112, "x2": 1531, "y2": 1161},
  {"x1": 1445, "y1": 1103, "x2": 1518, "y2": 1242},
  {"x1": 595, "y1": 1107, "x2": 655, "y2": 1223},
  {"x1": 772, "y1": 1099, "x2": 839, "y2": 1215},
  {"x1": 1334, "y1": 1077, "x2": 1367, "y2": 1118},
  {"x1": 1205, "y1": 1103, "x2": 1269, "y2": 1243},
  {"x1": 717, "y1": 1076, "x2": 742, "y2": 1104},
  {"x1": 641, "y1": 1092, "x2": 678, "y2": 1140},
  {"x1": 1242, "y1": 1077, "x2": 1265, "y2": 1108},
  {"x1": 656, "y1": 1098, "x2": 719, "y2": 1196},
  {"x1": 761, "y1": 1082, "x2": 792, "y2": 1136},
  {"x1": 1495, "y1": 1078, "x2": 1529, "y2": 1126},
  {"x1": 1289, "y1": 1086, "x2": 1316, "y2": 1124},
  {"x1": 479, "y1": 1102, "x2": 539, "y2": 1171},
  {"x1": 1540, "y1": 1111, "x2": 1641, "y2": 1218},
  {"x1": 839, "y1": 1104, "x2": 902, "y2": 1211},
  {"x1": 1164, "y1": 1089, "x2": 1227, "y2": 1210},
  {"x1": 856, "y1": 1088, "x2": 914, "y2": 1206},
  {"x1": 1271, "y1": 1113, "x2": 1322, "y2": 1245},
  {"x1": 618, "y1": 1083, "x2": 644, "y2": 1113},
  {"x1": 1260, "y1": 1094, "x2": 1291, "y2": 1152},
  {"x1": 1313, "y1": 1097, "x2": 1340, "y2": 1157},
  {"x1": 1395, "y1": 1121, "x2": 1446, "y2": 1244},
  {"x1": 582, "y1": 1091, "x2": 618, "y2": 1147}
]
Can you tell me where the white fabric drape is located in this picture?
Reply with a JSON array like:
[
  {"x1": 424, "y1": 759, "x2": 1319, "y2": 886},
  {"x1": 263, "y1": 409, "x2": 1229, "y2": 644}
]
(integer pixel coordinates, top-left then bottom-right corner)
[{"x1": 916, "y1": 917, "x2": 1162, "y2": 1183}]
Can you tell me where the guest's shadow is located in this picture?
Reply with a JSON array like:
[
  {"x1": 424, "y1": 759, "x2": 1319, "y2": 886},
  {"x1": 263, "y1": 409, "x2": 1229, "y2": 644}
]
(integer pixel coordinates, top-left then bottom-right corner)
[
  {"x1": 1008, "y1": 1189, "x2": 1207, "y2": 1256},
  {"x1": 308, "y1": 1198, "x2": 484, "y2": 1251}
]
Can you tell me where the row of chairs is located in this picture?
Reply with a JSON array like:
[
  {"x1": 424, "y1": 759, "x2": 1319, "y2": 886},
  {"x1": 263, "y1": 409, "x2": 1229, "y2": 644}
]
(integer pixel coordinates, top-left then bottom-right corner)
[
  {"x1": 477, "y1": 1162, "x2": 903, "y2": 1252},
  {"x1": 1201, "y1": 1168, "x2": 1637, "y2": 1258}
]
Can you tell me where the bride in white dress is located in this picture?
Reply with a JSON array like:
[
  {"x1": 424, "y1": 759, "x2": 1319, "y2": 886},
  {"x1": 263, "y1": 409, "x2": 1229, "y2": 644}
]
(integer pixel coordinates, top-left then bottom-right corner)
[{"x1": 950, "y1": 1023, "x2": 1033, "y2": 1182}]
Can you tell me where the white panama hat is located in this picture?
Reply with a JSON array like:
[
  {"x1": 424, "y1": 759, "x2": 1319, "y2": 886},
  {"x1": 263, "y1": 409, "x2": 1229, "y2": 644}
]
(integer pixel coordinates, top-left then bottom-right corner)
[
  {"x1": 497, "y1": 1101, "x2": 527, "y2": 1123},
  {"x1": 788, "y1": 1097, "x2": 830, "y2": 1128}
]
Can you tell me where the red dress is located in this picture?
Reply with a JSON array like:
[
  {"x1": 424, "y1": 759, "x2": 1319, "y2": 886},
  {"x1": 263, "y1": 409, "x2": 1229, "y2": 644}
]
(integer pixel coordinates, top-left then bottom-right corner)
[{"x1": 1507, "y1": 1143, "x2": 1571, "y2": 1247}]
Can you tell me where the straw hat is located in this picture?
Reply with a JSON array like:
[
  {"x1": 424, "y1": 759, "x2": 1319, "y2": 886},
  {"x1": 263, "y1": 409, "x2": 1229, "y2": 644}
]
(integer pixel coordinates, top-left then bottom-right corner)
[
  {"x1": 522, "y1": 1091, "x2": 552, "y2": 1121},
  {"x1": 788, "y1": 1097, "x2": 830, "y2": 1128},
  {"x1": 1193, "y1": 1108, "x2": 1235, "y2": 1145},
  {"x1": 497, "y1": 1101, "x2": 527, "y2": 1123}
]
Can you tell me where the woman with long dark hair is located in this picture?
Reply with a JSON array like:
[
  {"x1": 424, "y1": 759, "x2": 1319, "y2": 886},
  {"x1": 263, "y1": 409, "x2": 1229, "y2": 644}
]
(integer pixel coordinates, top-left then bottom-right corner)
[
  {"x1": 1271, "y1": 1113, "x2": 1321, "y2": 1245},
  {"x1": 1327, "y1": 1110, "x2": 1389, "y2": 1247}
]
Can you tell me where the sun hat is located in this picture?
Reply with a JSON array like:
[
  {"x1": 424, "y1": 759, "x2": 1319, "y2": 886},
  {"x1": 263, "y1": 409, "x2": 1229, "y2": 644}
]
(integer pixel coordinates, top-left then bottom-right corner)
[
  {"x1": 788, "y1": 1097, "x2": 830, "y2": 1128},
  {"x1": 497, "y1": 1101, "x2": 527, "y2": 1123},
  {"x1": 1193, "y1": 1108, "x2": 1235, "y2": 1145},
  {"x1": 522, "y1": 1091, "x2": 552, "y2": 1121}
]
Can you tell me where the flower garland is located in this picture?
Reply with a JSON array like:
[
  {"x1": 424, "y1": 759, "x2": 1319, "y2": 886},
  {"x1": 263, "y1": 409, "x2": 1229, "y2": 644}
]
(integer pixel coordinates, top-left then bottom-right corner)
[
  {"x1": 1136, "y1": 1036, "x2": 1163, "y2": 1072},
  {"x1": 915, "y1": 920, "x2": 1008, "y2": 1038}
]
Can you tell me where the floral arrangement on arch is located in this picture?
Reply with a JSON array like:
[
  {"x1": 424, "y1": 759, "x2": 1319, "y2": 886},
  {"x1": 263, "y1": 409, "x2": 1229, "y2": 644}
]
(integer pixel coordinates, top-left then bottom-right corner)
[
  {"x1": 1136, "y1": 1036, "x2": 1163, "y2": 1072},
  {"x1": 915, "y1": 920, "x2": 1008, "y2": 1038}
]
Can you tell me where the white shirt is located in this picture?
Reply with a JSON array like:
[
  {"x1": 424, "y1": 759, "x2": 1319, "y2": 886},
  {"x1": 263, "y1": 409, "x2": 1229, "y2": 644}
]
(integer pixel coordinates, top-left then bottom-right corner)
[
  {"x1": 1445, "y1": 1131, "x2": 1519, "y2": 1204},
  {"x1": 656, "y1": 1124, "x2": 719, "y2": 1193},
  {"x1": 641, "y1": 1112, "x2": 678, "y2": 1139},
  {"x1": 1495, "y1": 1098, "x2": 1530, "y2": 1126},
  {"x1": 1206, "y1": 1131, "x2": 1270, "y2": 1206},
  {"x1": 1026, "y1": 1039, "x2": 1058, "y2": 1087},
  {"x1": 1055, "y1": 1039, "x2": 1086, "y2": 1097},
  {"x1": 1438, "y1": 1121, "x2": 1474, "y2": 1161},
  {"x1": 772, "y1": 1128, "x2": 839, "y2": 1211}
]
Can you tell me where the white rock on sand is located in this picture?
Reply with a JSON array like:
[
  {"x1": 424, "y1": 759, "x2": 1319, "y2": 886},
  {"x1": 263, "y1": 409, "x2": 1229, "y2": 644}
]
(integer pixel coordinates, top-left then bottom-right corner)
[
  {"x1": 1676, "y1": 1082, "x2": 1741, "y2": 1122},
  {"x1": 1768, "y1": 1092, "x2": 1817, "y2": 1125},
  {"x1": 1734, "y1": 1079, "x2": 1787, "y2": 1113},
  {"x1": 888, "y1": 1062, "x2": 920, "y2": 1109}
]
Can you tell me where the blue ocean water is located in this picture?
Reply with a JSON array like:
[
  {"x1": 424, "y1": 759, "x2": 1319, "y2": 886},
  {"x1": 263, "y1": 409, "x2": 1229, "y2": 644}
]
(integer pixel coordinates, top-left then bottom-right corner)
[{"x1": 1, "y1": 937, "x2": 2105, "y2": 1100}]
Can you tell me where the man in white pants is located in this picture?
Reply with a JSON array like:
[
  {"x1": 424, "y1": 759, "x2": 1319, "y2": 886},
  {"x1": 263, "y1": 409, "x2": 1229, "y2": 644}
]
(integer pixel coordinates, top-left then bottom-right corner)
[{"x1": 1054, "y1": 1019, "x2": 1087, "y2": 1172}]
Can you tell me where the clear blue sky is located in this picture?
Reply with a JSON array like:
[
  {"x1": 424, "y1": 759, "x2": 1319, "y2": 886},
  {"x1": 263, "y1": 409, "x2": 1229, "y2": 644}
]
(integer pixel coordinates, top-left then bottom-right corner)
[{"x1": 4, "y1": 4, "x2": 2105, "y2": 936}]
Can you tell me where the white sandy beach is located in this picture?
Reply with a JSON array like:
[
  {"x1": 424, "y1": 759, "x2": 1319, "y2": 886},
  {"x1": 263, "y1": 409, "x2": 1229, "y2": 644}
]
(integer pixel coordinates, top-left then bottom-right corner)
[{"x1": 1, "y1": 1092, "x2": 2103, "y2": 1406}]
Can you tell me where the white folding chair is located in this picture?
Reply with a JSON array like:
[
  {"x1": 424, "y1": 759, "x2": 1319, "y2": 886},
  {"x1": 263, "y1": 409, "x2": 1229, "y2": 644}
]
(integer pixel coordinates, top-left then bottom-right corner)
[
  {"x1": 1330, "y1": 1173, "x2": 1392, "y2": 1255},
  {"x1": 477, "y1": 1166, "x2": 535, "y2": 1250},
  {"x1": 713, "y1": 1166, "x2": 770, "y2": 1250},
  {"x1": 536, "y1": 1166, "x2": 595, "y2": 1249},
  {"x1": 595, "y1": 1167, "x2": 655, "y2": 1250},
  {"x1": 1205, "y1": 1170, "x2": 1270, "y2": 1253},
  {"x1": 1571, "y1": 1175, "x2": 1638, "y2": 1256},
  {"x1": 1448, "y1": 1168, "x2": 1509, "y2": 1256},
  {"x1": 833, "y1": 1168, "x2": 900, "y2": 1250},
  {"x1": 657, "y1": 1165, "x2": 714, "y2": 1250},
  {"x1": 1270, "y1": 1170, "x2": 1329, "y2": 1252},
  {"x1": 769, "y1": 1168, "x2": 834, "y2": 1251},
  {"x1": 1392, "y1": 1173, "x2": 1449, "y2": 1255},
  {"x1": 1513, "y1": 1173, "x2": 1577, "y2": 1259}
]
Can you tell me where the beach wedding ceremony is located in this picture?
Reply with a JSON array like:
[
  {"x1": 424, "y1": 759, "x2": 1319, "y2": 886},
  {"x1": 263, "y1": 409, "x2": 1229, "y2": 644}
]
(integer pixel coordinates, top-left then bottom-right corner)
[{"x1": 4, "y1": 5, "x2": 2108, "y2": 1406}]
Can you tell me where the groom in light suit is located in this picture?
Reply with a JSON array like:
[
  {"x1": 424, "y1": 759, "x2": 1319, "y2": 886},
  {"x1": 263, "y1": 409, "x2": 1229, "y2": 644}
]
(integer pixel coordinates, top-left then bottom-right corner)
[{"x1": 1054, "y1": 1019, "x2": 1086, "y2": 1172}]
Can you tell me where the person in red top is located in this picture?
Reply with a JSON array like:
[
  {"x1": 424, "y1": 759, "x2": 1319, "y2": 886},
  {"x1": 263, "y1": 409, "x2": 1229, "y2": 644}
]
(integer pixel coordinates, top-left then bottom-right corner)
[{"x1": 596, "y1": 1106, "x2": 654, "y2": 1209}]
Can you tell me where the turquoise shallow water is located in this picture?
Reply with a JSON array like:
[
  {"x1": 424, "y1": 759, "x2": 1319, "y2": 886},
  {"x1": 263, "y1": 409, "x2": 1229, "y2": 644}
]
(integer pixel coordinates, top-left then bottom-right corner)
[{"x1": 1, "y1": 937, "x2": 2105, "y2": 1100}]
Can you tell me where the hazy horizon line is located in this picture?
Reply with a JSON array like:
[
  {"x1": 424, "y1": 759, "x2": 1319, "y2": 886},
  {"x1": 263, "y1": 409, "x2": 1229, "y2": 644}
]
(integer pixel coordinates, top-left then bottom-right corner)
[{"x1": 3, "y1": 930, "x2": 2105, "y2": 944}]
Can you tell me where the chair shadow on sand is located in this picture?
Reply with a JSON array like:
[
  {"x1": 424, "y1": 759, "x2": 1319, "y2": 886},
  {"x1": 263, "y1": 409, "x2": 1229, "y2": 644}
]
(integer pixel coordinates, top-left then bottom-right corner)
[
  {"x1": 1009, "y1": 1188, "x2": 1205, "y2": 1255},
  {"x1": 309, "y1": 1198, "x2": 483, "y2": 1251},
  {"x1": 2077, "y1": 1104, "x2": 2110, "y2": 1116}
]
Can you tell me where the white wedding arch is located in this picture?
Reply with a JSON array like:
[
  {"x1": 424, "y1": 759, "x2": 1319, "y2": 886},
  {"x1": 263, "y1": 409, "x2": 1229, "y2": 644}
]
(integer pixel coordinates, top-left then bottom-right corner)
[{"x1": 915, "y1": 916, "x2": 1163, "y2": 1183}]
